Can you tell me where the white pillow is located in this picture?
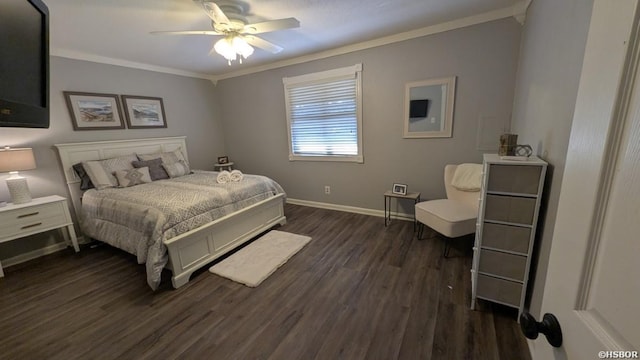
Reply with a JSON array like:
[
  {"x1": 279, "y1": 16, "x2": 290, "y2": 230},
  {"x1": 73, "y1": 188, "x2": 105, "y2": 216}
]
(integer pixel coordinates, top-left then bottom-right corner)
[
  {"x1": 137, "y1": 148, "x2": 188, "y2": 167},
  {"x1": 451, "y1": 163, "x2": 483, "y2": 192},
  {"x1": 162, "y1": 160, "x2": 190, "y2": 178},
  {"x1": 82, "y1": 154, "x2": 139, "y2": 190}
]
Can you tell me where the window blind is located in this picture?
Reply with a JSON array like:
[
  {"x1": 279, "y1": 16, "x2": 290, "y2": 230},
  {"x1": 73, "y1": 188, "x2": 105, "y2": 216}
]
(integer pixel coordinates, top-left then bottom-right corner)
[{"x1": 283, "y1": 64, "x2": 363, "y2": 162}]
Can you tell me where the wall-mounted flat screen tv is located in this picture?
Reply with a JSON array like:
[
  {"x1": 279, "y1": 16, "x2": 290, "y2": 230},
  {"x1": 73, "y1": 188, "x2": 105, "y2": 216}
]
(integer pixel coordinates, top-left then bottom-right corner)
[
  {"x1": 409, "y1": 99, "x2": 429, "y2": 118},
  {"x1": 0, "y1": 0, "x2": 50, "y2": 128}
]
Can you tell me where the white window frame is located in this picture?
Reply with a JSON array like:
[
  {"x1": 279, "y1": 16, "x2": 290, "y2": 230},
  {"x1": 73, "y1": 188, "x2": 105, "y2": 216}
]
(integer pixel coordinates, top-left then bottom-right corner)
[{"x1": 283, "y1": 64, "x2": 363, "y2": 163}]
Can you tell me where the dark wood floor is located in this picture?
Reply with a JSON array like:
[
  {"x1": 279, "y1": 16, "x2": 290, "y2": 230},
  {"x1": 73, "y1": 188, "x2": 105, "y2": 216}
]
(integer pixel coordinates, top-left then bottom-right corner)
[{"x1": 0, "y1": 204, "x2": 531, "y2": 360}]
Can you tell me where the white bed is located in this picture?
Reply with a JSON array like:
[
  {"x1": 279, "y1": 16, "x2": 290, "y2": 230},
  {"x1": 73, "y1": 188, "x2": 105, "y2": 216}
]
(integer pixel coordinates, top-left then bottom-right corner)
[{"x1": 54, "y1": 136, "x2": 286, "y2": 289}]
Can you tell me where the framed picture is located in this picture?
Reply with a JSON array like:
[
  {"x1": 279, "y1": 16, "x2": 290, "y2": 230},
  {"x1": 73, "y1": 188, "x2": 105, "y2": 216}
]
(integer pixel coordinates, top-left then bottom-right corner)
[
  {"x1": 392, "y1": 183, "x2": 408, "y2": 195},
  {"x1": 217, "y1": 156, "x2": 229, "y2": 164},
  {"x1": 121, "y1": 95, "x2": 167, "y2": 129},
  {"x1": 63, "y1": 91, "x2": 125, "y2": 130}
]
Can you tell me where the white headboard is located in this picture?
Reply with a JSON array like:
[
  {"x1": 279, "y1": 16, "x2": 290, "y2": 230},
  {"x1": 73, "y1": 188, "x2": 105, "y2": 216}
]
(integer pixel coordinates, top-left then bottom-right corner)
[{"x1": 54, "y1": 136, "x2": 188, "y2": 222}]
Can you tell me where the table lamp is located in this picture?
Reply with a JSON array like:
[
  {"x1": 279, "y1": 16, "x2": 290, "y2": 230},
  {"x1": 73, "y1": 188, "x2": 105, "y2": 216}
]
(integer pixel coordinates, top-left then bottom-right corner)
[{"x1": 0, "y1": 147, "x2": 37, "y2": 204}]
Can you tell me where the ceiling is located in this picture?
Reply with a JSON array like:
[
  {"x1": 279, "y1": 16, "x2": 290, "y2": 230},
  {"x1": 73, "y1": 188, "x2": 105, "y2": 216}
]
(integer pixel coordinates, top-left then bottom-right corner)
[{"x1": 48, "y1": 0, "x2": 527, "y2": 81}]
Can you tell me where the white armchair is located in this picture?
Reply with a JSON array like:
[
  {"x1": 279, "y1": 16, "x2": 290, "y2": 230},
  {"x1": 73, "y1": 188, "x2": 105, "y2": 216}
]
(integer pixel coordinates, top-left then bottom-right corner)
[{"x1": 415, "y1": 164, "x2": 481, "y2": 257}]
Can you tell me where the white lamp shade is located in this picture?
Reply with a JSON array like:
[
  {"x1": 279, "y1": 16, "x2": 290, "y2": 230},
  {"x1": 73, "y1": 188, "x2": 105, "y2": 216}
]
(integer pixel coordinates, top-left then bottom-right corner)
[
  {"x1": 232, "y1": 36, "x2": 254, "y2": 58},
  {"x1": 214, "y1": 37, "x2": 237, "y2": 61},
  {"x1": 0, "y1": 147, "x2": 36, "y2": 172},
  {"x1": 0, "y1": 147, "x2": 36, "y2": 204},
  {"x1": 213, "y1": 34, "x2": 254, "y2": 63}
]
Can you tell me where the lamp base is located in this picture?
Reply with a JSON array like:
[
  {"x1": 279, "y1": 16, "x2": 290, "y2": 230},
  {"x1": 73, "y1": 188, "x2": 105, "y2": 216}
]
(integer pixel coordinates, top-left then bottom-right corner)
[{"x1": 6, "y1": 175, "x2": 32, "y2": 204}]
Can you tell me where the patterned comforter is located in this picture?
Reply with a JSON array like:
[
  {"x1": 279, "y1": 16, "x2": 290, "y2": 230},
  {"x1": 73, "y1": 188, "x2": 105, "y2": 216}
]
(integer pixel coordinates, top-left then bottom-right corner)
[{"x1": 80, "y1": 170, "x2": 285, "y2": 290}]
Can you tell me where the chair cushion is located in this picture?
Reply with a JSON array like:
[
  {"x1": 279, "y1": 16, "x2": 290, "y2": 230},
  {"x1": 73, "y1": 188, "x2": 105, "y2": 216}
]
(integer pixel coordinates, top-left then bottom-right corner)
[{"x1": 415, "y1": 199, "x2": 477, "y2": 238}]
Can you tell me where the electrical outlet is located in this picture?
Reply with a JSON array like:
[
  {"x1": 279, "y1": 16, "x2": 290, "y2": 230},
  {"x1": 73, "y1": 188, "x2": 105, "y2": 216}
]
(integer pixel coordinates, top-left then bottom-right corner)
[{"x1": 324, "y1": 186, "x2": 331, "y2": 195}]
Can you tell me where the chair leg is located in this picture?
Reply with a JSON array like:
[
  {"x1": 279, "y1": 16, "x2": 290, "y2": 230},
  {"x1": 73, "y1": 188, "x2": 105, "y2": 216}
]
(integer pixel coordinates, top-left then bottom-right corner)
[{"x1": 443, "y1": 241, "x2": 451, "y2": 258}]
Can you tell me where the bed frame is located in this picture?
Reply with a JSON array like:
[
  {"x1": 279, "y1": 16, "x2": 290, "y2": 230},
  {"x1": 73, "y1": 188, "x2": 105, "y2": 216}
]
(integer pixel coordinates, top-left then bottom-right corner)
[{"x1": 54, "y1": 136, "x2": 286, "y2": 288}]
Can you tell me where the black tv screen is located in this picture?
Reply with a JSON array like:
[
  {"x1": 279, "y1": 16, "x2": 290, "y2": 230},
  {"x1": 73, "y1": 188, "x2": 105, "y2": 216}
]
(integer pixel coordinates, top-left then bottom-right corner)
[
  {"x1": 409, "y1": 99, "x2": 429, "y2": 118},
  {"x1": 0, "y1": 0, "x2": 50, "y2": 128}
]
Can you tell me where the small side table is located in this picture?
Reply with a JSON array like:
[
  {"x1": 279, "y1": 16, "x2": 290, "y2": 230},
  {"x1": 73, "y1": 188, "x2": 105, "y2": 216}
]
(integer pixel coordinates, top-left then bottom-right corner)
[
  {"x1": 384, "y1": 190, "x2": 421, "y2": 231},
  {"x1": 214, "y1": 162, "x2": 234, "y2": 171},
  {"x1": 0, "y1": 195, "x2": 79, "y2": 277}
]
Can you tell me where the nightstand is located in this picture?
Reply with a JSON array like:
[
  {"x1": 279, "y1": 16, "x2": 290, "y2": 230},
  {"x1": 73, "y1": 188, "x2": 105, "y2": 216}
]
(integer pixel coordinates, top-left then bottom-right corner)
[
  {"x1": 384, "y1": 190, "x2": 421, "y2": 231},
  {"x1": 214, "y1": 162, "x2": 234, "y2": 171},
  {"x1": 0, "y1": 195, "x2": 79, "y2": 277}
]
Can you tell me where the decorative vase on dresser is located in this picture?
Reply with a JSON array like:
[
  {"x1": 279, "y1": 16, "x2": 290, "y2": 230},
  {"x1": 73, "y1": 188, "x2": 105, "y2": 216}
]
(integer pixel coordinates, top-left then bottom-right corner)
[{"x1": 471, "y1": 153, "x2": 547, "y2": 319}]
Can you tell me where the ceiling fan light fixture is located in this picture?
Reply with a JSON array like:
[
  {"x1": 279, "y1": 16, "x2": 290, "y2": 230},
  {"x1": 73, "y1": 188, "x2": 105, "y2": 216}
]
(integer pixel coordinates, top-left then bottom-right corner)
[
  {"x1": 214, "y1": 36, "x2": 236, "y2": 62},
  {"x1": 213, "y1": 34, "x2": 253, "y2": 65},
  {"x1": 232, "y1": 36, "x2": 254, "y2": 58}
]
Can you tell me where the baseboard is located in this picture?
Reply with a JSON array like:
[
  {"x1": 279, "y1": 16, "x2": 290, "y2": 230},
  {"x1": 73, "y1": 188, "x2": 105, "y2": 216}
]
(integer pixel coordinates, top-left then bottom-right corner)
[
  {"x1": 2, "y1": 235, "x2": 89, "y2": 268},
  {"x1": 286, "y1": 198, "x2": 414, "y2": 222}
]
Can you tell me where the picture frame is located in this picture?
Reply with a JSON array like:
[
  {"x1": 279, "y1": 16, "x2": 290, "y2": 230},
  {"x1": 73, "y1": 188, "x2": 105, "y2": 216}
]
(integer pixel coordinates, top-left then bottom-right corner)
[
  {"x1": 392, "y1": 183, "x2": 408, "y2": 195},
  {"x1": 217, "y1": 156, "x2": 229, "y2": 164},
  {"x1": 121, "y1": 95, "x2": 167, "y2": 129},
  {"x1": 63, "y1": 91, "x2": 125, "y2": 130}
]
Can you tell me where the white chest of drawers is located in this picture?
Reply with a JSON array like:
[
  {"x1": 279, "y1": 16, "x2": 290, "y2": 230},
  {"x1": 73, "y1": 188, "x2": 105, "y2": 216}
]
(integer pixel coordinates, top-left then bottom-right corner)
[
  {"x1": 471, "y1": 154, "x2": 547, "y2": 318},
  {"x1": 0, "y1": 195, "x2": 79, "y2": 277}
]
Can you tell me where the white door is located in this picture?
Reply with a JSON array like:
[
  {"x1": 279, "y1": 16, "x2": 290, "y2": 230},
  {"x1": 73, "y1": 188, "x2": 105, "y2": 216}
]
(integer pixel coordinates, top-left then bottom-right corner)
[{"x1": 531, "y1": 1, "x2": 640, "y2": 359}]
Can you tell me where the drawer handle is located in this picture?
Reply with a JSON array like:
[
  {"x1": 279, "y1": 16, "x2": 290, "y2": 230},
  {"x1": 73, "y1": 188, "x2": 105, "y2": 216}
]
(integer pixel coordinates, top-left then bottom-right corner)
[
  {"x1": 18, "y1": 211, "x2": 40, "y2": 218},
  {"x1": 21, "y1": 222, "x2": 43, "y2": 230}
]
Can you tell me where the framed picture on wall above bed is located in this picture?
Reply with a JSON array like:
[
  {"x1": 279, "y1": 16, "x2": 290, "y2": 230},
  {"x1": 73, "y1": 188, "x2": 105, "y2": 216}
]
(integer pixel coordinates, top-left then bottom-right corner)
[
  {"x1": 121, "y1": 95, "x2": 167, "y2": 129},
  {"x1": 63, "y1": 91, "x2": 126, "y2": 130}
]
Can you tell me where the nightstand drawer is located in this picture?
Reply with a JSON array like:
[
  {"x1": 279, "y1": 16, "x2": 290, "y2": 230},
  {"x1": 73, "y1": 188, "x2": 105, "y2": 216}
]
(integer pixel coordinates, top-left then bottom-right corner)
[
  {"x1": 0, "y1": 195, "x2": 79, "y2": 277},
  {"x1": 0, "y1": 202, "x2": 68, "y2": 240}
]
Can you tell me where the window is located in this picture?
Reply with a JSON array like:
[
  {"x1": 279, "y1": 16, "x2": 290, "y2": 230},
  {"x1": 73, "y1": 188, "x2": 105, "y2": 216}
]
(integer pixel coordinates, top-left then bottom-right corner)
[{"x1": 283, "y1": 64, "x2": 363, "y2": 163}]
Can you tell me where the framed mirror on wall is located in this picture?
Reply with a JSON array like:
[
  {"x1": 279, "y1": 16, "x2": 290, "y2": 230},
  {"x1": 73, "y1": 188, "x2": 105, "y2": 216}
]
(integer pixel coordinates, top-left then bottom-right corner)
[{"x1": 403, "y1": 76, "x2": 456, "y2": 138}]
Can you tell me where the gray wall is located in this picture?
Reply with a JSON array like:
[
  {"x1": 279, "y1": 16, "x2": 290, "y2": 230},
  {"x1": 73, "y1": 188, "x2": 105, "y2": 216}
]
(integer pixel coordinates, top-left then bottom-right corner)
[
  {"x1": 217, "y1": 18, "x2": 521, "y2": 212},
  {"x1": 509, "y1": 0, "x2": 594, "y2": 317},
  {"x1": 0, "y1": 56, "x2": 225, "y2": 259}
]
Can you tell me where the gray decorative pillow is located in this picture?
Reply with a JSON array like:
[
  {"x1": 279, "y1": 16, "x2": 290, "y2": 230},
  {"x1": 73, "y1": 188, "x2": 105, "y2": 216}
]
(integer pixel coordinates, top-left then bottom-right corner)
[
  {"x1": 115, "y1": 167, "x2": 152, "y2": 187},
  {"x1": 162, "y1": 160, "x2": 190, "y2": 178},
  {"x1": 82, "y1": 154, "x2": 138, "y2": 190},
  {"x1": 131, "y1": 158, "x2": 169, "y2": 181},
  {"x1": 137, "y1": 148, "x2": 189, "y2": 167},
  {"x1": 72, "y1": 163, "x2": 94, "y2": 191}
]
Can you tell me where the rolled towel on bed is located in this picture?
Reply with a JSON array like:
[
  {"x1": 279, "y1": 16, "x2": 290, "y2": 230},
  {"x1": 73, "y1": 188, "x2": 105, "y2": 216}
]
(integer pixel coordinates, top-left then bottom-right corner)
[
  {"x1": 230, "y1": 169, "x2": 244, "y2": 182},
  {"x1": 216, "y1": 170, "x2": 231, "y2": 184}
]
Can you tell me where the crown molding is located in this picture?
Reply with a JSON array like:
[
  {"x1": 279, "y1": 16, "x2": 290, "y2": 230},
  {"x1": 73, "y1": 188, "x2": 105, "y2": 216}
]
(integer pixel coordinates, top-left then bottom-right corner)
[{"x1": 50, "y1": 48, "x2": 217, "y2": 81}]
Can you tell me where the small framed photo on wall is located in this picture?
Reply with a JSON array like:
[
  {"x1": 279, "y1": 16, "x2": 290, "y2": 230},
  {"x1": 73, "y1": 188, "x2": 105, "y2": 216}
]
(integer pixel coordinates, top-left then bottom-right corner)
[{"x1": 392, "y1": 183, "x2": 408, "y2": 195}]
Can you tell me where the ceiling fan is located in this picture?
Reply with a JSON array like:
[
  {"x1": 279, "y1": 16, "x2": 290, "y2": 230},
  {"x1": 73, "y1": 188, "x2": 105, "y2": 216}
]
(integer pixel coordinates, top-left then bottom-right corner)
[{"x1": 152, "y1": 0, "x2": 300, "y2": 65}]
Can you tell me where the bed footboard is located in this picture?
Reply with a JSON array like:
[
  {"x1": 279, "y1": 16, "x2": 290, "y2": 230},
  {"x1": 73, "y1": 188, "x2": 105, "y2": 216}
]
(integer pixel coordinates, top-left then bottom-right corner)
[{"x1": 164, "y1": 193, "x2": 286, "y2": 288}]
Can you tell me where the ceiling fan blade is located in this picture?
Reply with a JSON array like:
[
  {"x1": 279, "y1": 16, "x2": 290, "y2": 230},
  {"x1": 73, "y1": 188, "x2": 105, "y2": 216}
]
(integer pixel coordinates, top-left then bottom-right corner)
[
  {"x1": 242, "y1": 18, "x2": 300, "y2": 34},
  {"x1": 150, "y1": 30, "x2": 223, "y2": 36},
  {"x1": 244, "y1": 35, "x2": 284, "y2": 54},
  {"x1": 199, "y1": 1, "x2": 231, "y2": 26}
]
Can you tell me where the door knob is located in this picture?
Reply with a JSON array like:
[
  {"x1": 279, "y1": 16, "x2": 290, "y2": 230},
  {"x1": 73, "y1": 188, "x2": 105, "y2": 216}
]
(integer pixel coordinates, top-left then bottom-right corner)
[{"x1": 520, "y1": 312, "x2": 563, "y2": 347}]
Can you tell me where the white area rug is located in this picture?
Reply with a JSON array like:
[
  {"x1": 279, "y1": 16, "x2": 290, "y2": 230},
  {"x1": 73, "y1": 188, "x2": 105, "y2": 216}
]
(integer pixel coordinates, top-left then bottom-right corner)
[{"x1": 209, "y1": 230, "x2": 311, "y2": 287}]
